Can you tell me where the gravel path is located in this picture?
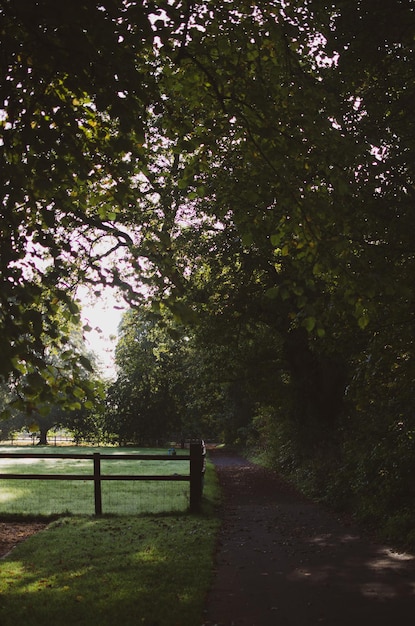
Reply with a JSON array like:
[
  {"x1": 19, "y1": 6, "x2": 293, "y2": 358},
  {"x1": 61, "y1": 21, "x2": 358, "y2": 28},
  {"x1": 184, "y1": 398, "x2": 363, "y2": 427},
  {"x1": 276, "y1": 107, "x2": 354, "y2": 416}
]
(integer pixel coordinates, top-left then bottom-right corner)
[{"x1": 203, "y1": 451, "x2": 415, "y2": 626}]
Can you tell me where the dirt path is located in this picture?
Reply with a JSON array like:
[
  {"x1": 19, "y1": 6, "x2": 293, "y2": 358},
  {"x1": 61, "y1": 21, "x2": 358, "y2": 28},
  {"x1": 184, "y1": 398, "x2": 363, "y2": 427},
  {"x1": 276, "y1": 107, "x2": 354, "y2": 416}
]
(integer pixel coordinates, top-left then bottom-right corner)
[
  {"x1": 0, "y1": 522, "x2": 47, "y2": 560},
  {"x1": 203, "y1": 450, "x2": 415, "y2": 626}
]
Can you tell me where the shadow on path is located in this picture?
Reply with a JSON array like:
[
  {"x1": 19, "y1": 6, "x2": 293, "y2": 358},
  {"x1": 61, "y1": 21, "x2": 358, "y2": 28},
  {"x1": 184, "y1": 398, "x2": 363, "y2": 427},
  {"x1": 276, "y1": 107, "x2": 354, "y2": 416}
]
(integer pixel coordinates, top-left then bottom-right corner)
[{"x1": 203, "y1": 450, "x2": 415, "y2": 626}]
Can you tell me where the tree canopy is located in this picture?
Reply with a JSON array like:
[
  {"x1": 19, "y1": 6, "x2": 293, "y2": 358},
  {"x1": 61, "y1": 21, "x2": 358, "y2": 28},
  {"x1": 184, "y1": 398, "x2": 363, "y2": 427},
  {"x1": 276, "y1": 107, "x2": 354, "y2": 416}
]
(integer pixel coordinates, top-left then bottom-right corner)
[
  {"x1": 2, "y1": 0, "x2": 414, "y2": 384},
  {"x1": 1, "y1": 0, "x2": 155, "y2": 404}
]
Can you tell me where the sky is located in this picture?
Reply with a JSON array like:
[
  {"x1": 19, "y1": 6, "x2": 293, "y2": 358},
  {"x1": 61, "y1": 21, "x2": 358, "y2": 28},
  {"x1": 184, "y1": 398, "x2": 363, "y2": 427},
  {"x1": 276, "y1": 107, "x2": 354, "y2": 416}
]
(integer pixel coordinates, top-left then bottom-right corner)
[{"x1": 80, "y1": 288, "x2": 127, "y2": 379}]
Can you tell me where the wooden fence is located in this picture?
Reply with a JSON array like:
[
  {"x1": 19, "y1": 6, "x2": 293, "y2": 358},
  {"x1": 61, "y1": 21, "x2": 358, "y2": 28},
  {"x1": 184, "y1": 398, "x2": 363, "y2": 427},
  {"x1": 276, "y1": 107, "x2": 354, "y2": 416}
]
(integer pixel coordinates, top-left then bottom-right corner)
[{"x1": 0, "y1": 443, "x2": 205, "y2": 515}]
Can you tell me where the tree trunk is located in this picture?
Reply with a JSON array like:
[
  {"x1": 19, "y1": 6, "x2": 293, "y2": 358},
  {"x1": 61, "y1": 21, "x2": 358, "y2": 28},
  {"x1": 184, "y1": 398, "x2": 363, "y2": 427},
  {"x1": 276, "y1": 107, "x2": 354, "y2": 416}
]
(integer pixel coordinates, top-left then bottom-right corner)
[{"x1": 38, "y1": 428, "x2": 49, "y2": 445}]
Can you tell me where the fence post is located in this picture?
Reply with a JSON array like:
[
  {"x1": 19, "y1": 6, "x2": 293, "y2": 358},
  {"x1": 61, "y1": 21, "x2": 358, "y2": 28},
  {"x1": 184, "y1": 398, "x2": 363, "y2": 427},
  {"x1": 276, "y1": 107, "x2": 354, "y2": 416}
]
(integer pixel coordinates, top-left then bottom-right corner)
[
  {"x1": 93, "y1": 453, "x2": 102, "y2": 516},
  {"x1": 189, "y1": 442, "x2": 205, "y2": 513}
]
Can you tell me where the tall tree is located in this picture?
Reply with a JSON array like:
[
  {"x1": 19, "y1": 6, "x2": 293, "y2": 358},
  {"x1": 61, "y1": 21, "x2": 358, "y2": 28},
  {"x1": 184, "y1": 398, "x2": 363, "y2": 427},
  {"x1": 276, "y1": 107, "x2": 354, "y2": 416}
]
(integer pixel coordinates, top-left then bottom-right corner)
[
  {"x1": 0, "y1": 0, "x2": 155, "y2": 400},
  {"x1": 105, "y1": 309, "x2": 186, "y2": 444}
]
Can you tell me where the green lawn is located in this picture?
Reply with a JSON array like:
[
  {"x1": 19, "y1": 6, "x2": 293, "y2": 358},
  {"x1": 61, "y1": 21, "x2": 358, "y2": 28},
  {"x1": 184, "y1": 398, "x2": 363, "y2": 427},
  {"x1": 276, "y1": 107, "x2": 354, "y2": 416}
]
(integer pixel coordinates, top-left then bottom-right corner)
[
  {"x1": 0, "y1": 458, "x2": 221, "y2": 626},
  {"x1": 0, "y1": 446, "x2": 191, "y2": 516}
]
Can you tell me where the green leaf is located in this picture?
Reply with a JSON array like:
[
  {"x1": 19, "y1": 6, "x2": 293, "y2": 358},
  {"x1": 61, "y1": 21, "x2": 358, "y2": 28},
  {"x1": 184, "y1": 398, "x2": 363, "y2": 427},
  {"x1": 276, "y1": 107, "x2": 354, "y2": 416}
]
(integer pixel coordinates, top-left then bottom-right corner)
[
  {"x1": 177, "y1": 178, "x2": 188, "y2": 189},
  {"x1": 304, "y1": 316, "x2": 316, "y2": 332},
  {"x1": 25, "y1": 372, "x2": 45, "y2": 388},
  {"x1": 79, "y1": 355, "x2": 94, "y2": 372},
  {"x1": 241, "y1": 232, "x2": 254, "y2": 247},
  {"x1": 72, "y1": 386, "x2": 86, "y2": 399},
  {"x1": 265, "y1": 286, "x2": 279, "y2": 299},
  {"x1": 358, "y1": 314, "x2": 370, "y2": 330}
]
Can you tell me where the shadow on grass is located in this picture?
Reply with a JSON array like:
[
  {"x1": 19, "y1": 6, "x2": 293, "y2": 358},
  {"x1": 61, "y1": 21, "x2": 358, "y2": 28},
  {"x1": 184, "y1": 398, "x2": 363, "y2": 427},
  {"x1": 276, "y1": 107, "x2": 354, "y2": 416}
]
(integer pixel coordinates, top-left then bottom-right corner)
[{"x1": 0, "y1": 465, "x2": 221, "y2": 626}]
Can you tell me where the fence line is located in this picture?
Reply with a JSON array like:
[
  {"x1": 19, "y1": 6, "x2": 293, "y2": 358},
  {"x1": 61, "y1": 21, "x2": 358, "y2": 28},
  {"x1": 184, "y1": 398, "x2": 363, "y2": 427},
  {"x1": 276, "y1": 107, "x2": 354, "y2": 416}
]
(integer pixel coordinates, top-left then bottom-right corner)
[{"x1": 0, "y1": 444, "x2": 205, "y2": 515}]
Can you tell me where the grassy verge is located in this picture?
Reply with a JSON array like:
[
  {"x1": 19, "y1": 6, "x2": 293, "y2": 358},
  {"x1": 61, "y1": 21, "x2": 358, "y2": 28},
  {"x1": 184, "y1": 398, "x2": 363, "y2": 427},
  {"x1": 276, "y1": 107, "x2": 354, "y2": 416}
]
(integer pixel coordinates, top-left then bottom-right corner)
[{"x1": 0, "y1": 462, "x2": 221, "y2": 626}]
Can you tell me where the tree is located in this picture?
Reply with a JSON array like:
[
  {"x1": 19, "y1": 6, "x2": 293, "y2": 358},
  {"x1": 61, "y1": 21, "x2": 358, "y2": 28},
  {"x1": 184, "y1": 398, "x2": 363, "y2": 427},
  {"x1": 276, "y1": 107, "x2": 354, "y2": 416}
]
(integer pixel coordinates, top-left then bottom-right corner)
[
  {"x1": 152, "y1": 0, "x2": 414, "y2": 413},
  {"x1": 94, "y1": 0, "x2": 414, "y2": 447},
  {"x1": 131, "y1": 3, "x2": 415, "y2": 540},
  {"x1": 105, "y1": 309, "x2": 186, "y2": 444},
  {"x1": 2, "y1": 0, "x2": 414, "y2": 393},
  {"x1": 0, "y1": 0, "x2": 156, "y2": 400},
  {"x1": 0, "y1": 300, "x2": 104, "y2": 442}
]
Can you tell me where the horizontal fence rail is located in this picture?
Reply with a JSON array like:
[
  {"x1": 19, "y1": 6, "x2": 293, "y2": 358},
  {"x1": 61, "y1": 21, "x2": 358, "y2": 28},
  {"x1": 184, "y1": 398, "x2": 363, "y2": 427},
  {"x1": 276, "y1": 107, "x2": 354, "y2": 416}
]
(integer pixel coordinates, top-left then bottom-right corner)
[{"x1": 0, "y1": 444, "x2": 205, "y2": 515}]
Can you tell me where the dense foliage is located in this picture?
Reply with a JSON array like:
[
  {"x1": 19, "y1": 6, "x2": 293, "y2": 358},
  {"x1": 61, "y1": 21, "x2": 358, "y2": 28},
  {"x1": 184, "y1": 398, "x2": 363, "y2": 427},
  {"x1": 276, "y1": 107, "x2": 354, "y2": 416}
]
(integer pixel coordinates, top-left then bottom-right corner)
[
  {"x1": 1, "y1": 0, "x2": 415, "y2": 543},
  {"x1": 0, "y1": 0, "x2": 154, "y2": 406}
]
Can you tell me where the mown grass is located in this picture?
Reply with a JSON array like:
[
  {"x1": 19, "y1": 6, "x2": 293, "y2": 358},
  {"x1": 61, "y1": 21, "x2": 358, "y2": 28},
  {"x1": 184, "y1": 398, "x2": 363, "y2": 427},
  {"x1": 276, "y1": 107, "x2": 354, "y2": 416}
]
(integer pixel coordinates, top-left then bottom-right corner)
[
  {"x1": 0, "y1": 461, "x2": 221, "y2": 626},
  {"x1": 0, "y1": 446, "x2": 191, "y2": 516}
]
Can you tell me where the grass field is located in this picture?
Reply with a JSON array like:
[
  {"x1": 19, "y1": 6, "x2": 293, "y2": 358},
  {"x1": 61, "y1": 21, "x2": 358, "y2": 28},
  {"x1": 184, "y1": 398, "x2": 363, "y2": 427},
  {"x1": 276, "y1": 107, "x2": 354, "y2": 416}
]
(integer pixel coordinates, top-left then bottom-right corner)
[
  {"x1": 0, "y1": 446, "x2": 192, "y2": 516},
  {"x1": 0, "y1": 459, "x2": 221, "y2": 626}
]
